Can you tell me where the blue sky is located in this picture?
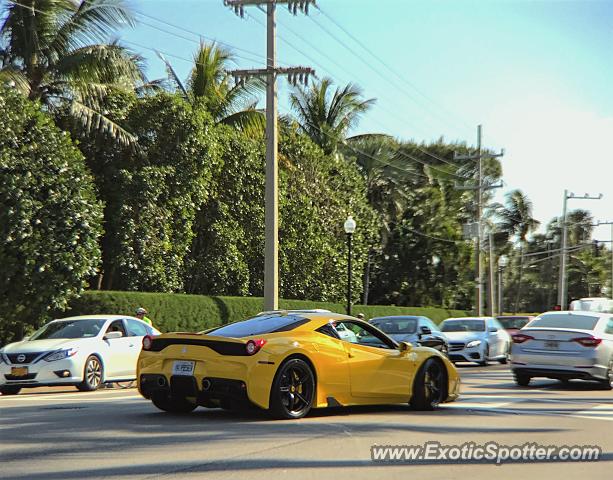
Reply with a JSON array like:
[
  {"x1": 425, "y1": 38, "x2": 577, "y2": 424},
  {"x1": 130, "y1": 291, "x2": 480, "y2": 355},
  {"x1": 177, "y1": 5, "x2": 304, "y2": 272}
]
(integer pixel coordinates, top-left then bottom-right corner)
[{"x1": 7, "y1": 0, "x2": 612, "y2": 239}]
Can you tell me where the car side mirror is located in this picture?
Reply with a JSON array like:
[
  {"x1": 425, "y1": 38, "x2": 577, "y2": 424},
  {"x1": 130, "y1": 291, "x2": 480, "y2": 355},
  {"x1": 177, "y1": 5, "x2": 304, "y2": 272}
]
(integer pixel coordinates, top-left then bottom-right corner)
[
  {"x1": 489, "y1": 327, "x2": 498, "y2": 333},
  {"x1": 104, "y1": 331, "x2": 123, "y2": 340},
  {"x1": 419, "y1": 326, "x2": 432, "y2": 336},
  {"x1": 398, "y1": 341, "x2": 413, "y2": 353}
]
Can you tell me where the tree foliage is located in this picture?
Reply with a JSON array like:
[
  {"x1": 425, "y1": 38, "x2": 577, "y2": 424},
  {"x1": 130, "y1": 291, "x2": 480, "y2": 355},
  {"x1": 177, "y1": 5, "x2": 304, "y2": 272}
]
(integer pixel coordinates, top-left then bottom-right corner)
[
  {"x1": 0, "y1": 85, "x2": 103, "y2": 343},
  {"x1": 0, "y1": 0, "x2": 145, "y2": 144}
]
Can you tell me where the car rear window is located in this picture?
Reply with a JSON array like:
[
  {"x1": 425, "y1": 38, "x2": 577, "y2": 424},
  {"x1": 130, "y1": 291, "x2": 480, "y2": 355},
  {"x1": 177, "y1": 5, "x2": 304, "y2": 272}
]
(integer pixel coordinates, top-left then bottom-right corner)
[
  {"x1": 527, "y1": 314, "x2": 599, "y2": 330},
  {"x1": 441, "y1": 319, "x2": 485, "y2": 332},
  {"x1": 370, "y1": 318, "x2": 417, "y2": 334},
  {"x1": 208, "y1": 314, "x2": 309, "y2": 338}
]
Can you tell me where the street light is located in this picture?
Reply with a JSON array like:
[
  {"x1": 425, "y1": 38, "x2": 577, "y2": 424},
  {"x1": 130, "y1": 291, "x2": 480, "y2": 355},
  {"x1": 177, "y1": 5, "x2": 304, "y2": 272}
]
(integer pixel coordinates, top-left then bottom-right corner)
[
  {"x1": 498, "y1": 255, "x2": 508, "y2": 315},
  {"x1": 344, "y1": 215, "x2": 356, "y2": 316}
]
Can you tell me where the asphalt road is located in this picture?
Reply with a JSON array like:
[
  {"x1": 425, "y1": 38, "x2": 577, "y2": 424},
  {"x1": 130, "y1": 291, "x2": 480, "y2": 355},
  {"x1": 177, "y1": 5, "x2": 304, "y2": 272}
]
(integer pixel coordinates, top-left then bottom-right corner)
[{"x1": 1, "y1": 363, "x2": 612, "y2": 480}]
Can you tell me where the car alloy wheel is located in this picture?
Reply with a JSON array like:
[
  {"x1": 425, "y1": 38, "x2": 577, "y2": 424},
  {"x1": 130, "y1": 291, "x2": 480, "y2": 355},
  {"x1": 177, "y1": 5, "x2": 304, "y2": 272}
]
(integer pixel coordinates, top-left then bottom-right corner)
[
  {"x1": 270, "y1": 358, "x2": 315, "y2": 419},
  {"x1": 77, "y1": 355, "x2": 102, "y2": 391},
  {"x1": 410, "y1": 358, "x2": 446, "y2": 410}
]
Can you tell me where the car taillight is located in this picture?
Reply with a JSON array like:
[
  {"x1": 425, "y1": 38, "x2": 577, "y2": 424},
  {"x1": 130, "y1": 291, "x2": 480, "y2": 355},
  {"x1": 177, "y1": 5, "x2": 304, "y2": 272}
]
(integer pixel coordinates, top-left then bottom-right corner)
[
  {"x1": 246, "y1": 339, "x2": 266, "y2": 355},
  {"x1": 512, "y1": 333, "x2": 534, "y2": 344},
  {"x1": 571, "y1": 337, "x2": 602, "y2": 347},
  {"x1": 142, "y1": 335, "x2": 153, "y2": 351}
]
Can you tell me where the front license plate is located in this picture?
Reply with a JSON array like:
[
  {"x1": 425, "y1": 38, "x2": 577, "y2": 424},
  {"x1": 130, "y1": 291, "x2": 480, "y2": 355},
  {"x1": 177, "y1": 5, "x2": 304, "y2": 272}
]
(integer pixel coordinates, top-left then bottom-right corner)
[
  {"x1": 544, "y1": 340, "x2": 559, "y2": 349},
  {"x1": 172, "y1": 360, "x2": 195, "y2": 376},
  {"x1": 11, "y1": 366, "x2": 28, "y2": 377}
]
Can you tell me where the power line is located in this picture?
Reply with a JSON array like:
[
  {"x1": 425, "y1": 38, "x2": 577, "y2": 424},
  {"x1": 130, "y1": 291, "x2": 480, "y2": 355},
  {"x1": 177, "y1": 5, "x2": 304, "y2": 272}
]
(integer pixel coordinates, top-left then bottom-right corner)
[{"x1": 314, "y1": 4, "x2": 475, "y2": 137}]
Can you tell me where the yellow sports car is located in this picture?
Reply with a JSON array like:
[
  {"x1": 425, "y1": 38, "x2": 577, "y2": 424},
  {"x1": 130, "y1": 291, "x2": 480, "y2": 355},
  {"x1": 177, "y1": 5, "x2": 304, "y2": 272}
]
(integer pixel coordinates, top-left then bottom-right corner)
[{"x1": 137, "y1": 310, "x2": 460, "y2": 419}]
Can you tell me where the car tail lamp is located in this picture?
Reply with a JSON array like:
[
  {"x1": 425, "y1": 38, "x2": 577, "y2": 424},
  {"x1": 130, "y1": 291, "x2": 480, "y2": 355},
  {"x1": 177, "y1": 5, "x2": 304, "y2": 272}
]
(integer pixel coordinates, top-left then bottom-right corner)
[
  {"x1": 571, "y1": 337, "x2": 602, "y2": 347},
  {"x1": 245, "y1": 339, "x2": 267, "y2": 355},
  {"x1": 512, "y1": 333, "x2": 534, "y2": 344},
  {"x1": 142, "y1": 335, "x2": 153, "y2": 351}
]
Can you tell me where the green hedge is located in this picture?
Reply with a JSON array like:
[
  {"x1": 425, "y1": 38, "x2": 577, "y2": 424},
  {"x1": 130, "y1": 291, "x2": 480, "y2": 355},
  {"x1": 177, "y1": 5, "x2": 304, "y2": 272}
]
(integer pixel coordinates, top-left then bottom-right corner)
[{"x1": 64, "y1": 291, "x2": 471, "y2": 333}]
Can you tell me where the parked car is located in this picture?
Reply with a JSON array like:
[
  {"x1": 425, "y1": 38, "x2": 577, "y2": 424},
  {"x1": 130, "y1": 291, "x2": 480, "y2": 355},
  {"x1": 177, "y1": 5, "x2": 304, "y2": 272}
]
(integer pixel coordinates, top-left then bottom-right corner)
[
  {"x1": 510, "y1": 311, "x2": 613, "y2": 388},
  {"x1": 569, "y1": 297, "x2": 613, "y2": 314},
  {"x1": 0, "y1": 315, "x2": 160, "y2": 395},
  {"x1": 440, "y1": 317, "x2": 511, "y2": 365},
  {"x1": 368, "y1": 316, "x2": 448, "y2": 355},
  {"x1": 496, "y1": 315, "x2": 534, "y2": 335},
  {"x1": 137, "y1": 310, "x2": 460, "y2": 418}
]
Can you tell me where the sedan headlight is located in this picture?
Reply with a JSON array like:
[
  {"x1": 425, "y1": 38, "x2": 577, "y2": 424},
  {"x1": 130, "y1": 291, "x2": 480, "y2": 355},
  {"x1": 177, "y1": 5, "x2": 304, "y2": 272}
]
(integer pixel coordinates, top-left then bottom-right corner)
[
  {"x1": 0, "y1": 352, "x2": 5, "y2": 364},
  {"x1": 43, "y1": 348, "x2": 78, "y2": 362},
  {"x1": 466, "y1": 340, "x2": 482, "y2": 348}
]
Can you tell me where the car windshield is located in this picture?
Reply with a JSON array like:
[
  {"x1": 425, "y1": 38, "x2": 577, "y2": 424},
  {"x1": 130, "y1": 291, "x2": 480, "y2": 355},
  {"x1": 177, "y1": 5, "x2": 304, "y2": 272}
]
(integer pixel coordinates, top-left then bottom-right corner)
[
  {"x1": 209, "y1": 314, "x2": 309, "y2": 337},
  {"x1": 370, "y1": 317, "x2": 417, "y2": 334},
  {"x1": 29, "y1": 319, "x2": 106, "y2": 340},
  {"x1": 441, "y1": 320, "x2": 486, "y2": 332},
  {"x1": 497, "y1": 317, "x2": 530, "y2": 329},
  {"x1": 527, "y1": 314, "x2": 599, "y2": 330}
]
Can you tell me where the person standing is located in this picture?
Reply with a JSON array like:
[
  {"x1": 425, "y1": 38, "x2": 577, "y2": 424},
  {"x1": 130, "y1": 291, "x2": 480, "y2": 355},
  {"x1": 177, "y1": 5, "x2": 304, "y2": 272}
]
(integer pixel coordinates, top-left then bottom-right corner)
[{"x1": 135, "y1": 307, "x2": 153, "y2": 326}]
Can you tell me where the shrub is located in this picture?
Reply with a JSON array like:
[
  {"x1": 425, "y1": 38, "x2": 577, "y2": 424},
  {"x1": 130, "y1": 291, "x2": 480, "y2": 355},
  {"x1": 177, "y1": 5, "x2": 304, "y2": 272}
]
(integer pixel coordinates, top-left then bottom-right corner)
[{"x1": 61, "y1": 290, "x2": 470, "y2": 334}]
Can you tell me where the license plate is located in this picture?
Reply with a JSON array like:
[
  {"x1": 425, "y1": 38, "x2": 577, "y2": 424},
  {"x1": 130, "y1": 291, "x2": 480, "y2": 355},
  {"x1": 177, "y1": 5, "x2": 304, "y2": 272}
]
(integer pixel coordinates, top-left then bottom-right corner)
[
  {"x1": 11, "y1": 366, "x2": 28, "y2": 377},
  {"x1": 544, "y1": 340, "x2": 559, "y2": 349},
  {"x1": 172, "y1": 360, "x2": 195, "y2": 376}
]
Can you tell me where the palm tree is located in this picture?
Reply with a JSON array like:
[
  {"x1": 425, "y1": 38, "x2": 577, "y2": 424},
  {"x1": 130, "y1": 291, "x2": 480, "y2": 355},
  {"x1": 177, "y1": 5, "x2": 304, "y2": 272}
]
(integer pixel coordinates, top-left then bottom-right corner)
[
  {"x1": 496, "y1": 189, "x2": 540, "y2": 312},
  {"x1": 0, "y1": 0, "x2": 145, "y2": 144},
  {"x1": 159, "y1": 41, "x2": 264, "y2": 134},
  {"x1": 290, "y1": 77, "x2": 375, "y2": 155}
]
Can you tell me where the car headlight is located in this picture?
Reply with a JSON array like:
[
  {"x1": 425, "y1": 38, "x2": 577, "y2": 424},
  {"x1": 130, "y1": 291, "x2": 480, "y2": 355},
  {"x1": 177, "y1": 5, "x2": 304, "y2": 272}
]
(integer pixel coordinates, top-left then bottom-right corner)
[
  {"x1": 466, "y1": 340, "x2": 482, "y2": 348},
  {"x1": 43, "y1": 348, "x2": 78, "y2": 362},
  {"x1": 0, "y1": 352, "x2": 5, "y2": 364}
]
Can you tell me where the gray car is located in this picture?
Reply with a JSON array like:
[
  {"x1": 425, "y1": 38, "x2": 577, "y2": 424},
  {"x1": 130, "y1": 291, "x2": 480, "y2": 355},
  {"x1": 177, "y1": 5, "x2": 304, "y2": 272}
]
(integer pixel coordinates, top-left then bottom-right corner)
[
  {"x1": 368, "y1": 316, "x2": 449, "y2": 354},
  {"x1": 511, "y1": 311, "x2": 613, "y2": 389},
  {"x1": 440, "y1": 317, "x2": 511, "y2": 365}
]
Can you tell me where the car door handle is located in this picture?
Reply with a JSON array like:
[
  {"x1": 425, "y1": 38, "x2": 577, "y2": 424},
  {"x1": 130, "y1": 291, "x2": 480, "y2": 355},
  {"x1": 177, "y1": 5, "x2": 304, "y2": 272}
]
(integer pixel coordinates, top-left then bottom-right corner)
[
  {"x1": 129, "y1": 344, "x2": 135, "y2": 347},
  {"x1": 347, "y1": 351, "x2": 355, "y2": 358}
]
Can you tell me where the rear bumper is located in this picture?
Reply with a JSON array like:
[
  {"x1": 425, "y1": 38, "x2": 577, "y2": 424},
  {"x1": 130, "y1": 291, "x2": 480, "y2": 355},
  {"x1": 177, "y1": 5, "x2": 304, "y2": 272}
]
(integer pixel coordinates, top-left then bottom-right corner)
[
  {"x1": 511, "y1": 365, "x2": 608, "y2": 381},
  {"x1": 140, "y1": 374, "x2": 250, "y2": 407}
]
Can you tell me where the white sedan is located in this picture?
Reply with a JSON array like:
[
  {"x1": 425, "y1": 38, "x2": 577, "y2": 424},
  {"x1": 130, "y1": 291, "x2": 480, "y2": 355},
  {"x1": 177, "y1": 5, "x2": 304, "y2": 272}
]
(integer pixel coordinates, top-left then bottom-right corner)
[{"x1": 0, "y1": 315, "x2": 160, "y2": 395}]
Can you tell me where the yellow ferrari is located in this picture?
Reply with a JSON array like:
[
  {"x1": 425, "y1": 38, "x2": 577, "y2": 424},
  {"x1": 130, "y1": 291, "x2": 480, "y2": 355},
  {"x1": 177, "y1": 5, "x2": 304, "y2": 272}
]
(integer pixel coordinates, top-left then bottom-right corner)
[{"x1": 137, "y1": 310, "x2": 460, "y2": 419}]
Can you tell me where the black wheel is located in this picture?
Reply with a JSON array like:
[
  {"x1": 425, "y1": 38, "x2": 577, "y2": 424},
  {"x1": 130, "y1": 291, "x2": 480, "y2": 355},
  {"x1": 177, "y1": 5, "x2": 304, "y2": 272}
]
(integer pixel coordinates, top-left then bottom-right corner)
[
  {"x1": 77, "y1": 355, "x2": 103, "y2": 392},
  {"x1": 478, "y1": 344, "x2": 490, "y2": 366},
  {"x1": 514, "y1": 372, "x2": 531, "y2": 386},
  {"x1": 600, "y1": 359, "x2": 613, "y2": 390},
  {"x1": 498, "y1": 343, "x2": 510, "y2": 364},
  {"x1": 0, "y1": 385, "x2": 22, "y2": 395},
  {"x1": 151, "y1": 392, "x2": 197, "y2": 413},
  {"x1": 269, "y1": 358, "x2": 315, "y2": 419},
  {"x1": 410, "y1": 358, "x2": 446, "y2": 411}
]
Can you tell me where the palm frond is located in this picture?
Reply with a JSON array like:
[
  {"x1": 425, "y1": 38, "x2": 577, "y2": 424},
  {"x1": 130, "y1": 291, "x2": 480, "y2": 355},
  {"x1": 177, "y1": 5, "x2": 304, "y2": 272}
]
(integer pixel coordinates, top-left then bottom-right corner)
[
  {"x1": 156, "y1": 50, "x2": 187, "y2": 97},
  {"x1": 65, "y1": 96, "x2": 136, "y2": 147},
  {"x1": 220, "y1": 109, "x2": 265, "y2": 137}
]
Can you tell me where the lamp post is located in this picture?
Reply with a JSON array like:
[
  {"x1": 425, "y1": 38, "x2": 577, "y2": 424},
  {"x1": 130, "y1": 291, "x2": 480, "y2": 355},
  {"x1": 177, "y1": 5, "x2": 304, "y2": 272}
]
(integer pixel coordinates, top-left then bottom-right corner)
[
  {"x1": 344, "y1": 215, "x2": 356, "y2": 316},
  {"x1": 498, "y1": 255, "x2": 508, "y2": 315}
]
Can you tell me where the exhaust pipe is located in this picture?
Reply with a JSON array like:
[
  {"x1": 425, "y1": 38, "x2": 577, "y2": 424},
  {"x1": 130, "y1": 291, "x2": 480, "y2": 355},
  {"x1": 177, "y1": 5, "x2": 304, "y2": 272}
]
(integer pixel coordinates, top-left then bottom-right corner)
[
  {"x1": 157, "y1": 376, "x2": 167, "y2": 387},
  {"x1": 202, "y1": 379, "x2": 212, "y2": 391}
]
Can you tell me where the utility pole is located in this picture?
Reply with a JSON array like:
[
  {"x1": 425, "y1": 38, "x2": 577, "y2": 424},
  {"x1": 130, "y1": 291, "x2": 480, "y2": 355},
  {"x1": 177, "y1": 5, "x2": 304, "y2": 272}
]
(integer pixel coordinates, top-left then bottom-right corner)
[
  {"x1": 557, "y1": 191, "x2": 603, "y2": 309},
  {"x1": 488, "y1": 231, "x2": 496, "y2": 316},
  {"x1": 593, "y1": 221, "x2": 613, "y2": 298},
  {"x1": 455, "y1": 125, "x2": 503, "y2": 316},
  {"x1": 224, "y1": 0, "x2": 316, "y2": 311}
]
